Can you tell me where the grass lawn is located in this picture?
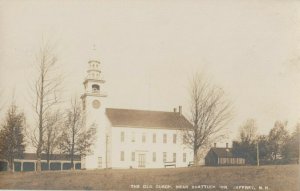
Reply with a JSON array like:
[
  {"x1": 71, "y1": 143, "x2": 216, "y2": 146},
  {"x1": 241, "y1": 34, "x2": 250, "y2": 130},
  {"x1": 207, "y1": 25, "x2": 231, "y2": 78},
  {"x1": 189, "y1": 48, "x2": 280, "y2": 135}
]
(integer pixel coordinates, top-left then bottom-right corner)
[{"x1": 0, "y1": 165, "x2": 299, "y2": 190}]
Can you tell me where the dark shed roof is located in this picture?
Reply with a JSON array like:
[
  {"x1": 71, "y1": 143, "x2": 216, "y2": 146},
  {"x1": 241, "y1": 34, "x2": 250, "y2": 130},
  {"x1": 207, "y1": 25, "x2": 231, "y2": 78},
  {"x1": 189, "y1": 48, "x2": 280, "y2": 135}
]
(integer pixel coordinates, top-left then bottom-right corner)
[
  {"x1": 210, "y1": 148, "x2": 233, "y2": 158},
  {"x1": 106, "y1": 108, "x2": 193, "y2": 130},
  {"x1": 16, "y1": 153, "x2": 81, "y2": 161}
]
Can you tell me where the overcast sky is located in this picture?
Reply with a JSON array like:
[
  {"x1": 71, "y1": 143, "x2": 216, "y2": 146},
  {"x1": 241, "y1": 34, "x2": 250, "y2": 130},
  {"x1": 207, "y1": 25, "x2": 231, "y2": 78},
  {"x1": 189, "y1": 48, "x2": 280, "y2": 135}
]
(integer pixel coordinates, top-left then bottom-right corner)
[{"x1": 0, "y1": 0, "x2": 299, "y2": 144}]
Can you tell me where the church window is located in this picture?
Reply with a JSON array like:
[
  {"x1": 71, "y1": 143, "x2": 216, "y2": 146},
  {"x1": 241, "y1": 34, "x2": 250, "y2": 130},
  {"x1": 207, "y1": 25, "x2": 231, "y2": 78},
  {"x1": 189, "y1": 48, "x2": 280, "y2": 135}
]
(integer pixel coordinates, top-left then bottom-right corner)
[
  {"x1": 142, "y1": 133, "x2": 146, "y2": 143},
  {"x1": 132, "y1": 152, "x2": 135, "y2": 161},
  {"x1": 153, "y1": 133, "x2": 156, "y2": 143},
  {"x1": 120, "y1": 151, "x2": 124, "y2": 161},
  {"x1": 183, "y1": 153, "x2": 187, "y2": 162},
  {"x1": 121, "y1": 132, "x2": 125, "y2": 142},
  {"x1": 163, "y1": 152, "x2": 167, "y2": 162},
  {"x1": 131, "y1": 132, "x2": 135, "y2": 142},
  {"x1": 92, "y1": 84, "x2": 100, "y2": 92},
  {"x1": 173, "y1": 134, "x2": 177, "y2": 144},
  {"x1": 153, "y1": 152, "x2": 156, "y2": 162},
  {"x1": 163, "y1": 134, "x2": 167, "y2": 144},
  {"x1": 173, "y1": 153, "x2": 176, "y2": 162}
]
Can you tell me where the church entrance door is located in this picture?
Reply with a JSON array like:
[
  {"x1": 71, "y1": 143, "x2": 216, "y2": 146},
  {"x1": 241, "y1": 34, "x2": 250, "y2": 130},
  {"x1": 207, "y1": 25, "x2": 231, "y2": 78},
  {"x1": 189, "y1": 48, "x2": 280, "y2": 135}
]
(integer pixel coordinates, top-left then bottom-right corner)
[{"x1": 138, "y1": 154, "x2": 146, "y2": 168}]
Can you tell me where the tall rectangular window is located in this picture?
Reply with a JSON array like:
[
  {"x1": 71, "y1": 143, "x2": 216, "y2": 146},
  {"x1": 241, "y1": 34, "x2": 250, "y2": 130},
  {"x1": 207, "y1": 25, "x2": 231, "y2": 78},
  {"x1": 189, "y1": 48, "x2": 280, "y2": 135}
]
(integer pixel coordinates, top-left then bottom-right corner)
[
  {"x1": 120, "y1": 151, "x2": 124, "y2": 161},
  {"x1": 132, "y1": 152, "x2": 135, "y2": 161},
  {"x1": 153, "y1": 133, "x2": 156, "y2": 143},
  {"x1": 173, "y1": 153, "x2": 176, "y2": 162},
  {"x1": 163, "y1": 152, "x2": 167, "y2": 162},
  {"x1": 131, "y1": 132, "x2": 135, "y2": 142},
  {"x1": 142, "y1": 133, "x2": 146, "y2": 143},
  {"x1": 183, "y1": 153, "x2": 187, "y2": 162},
  {"x1": 163, "y1": 134, "x2": 167, "y2": 144},
  {"x1": 173, "y1": 134, "x2": 177, "y2": 144},
  {"x1": 153, "y1": 152, "x2": 156, "y2": 162},
  {"x1": 121, "y1": 131, "x2": 125, "y2": 142}
]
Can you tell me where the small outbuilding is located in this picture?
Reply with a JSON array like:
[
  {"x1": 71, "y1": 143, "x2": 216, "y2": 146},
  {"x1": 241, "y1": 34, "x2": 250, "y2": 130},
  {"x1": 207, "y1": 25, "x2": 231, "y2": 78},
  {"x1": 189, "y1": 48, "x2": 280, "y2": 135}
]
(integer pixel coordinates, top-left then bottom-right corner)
[{"x1": 205, "y1": 143, "x2": 245, "y2": 166}]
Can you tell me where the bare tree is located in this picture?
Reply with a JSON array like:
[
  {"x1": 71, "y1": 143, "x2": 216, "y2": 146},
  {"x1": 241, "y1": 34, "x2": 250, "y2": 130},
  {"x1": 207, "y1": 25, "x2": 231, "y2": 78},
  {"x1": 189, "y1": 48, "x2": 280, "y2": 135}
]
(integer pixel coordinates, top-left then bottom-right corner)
[
  {"x1": 30, "y1": 42, "x2": 63, "y2": 172},
  {"x1": 58, "y1": 97, "x2": 95, "y2": 169},
  {"x1": 282, "y1": 123, "x2": 300, "y2": 162},
  {"x1": 239, "y1": 119, "x2": 258, "y2": 142},
  {"x1": 232, "y1": 119, "x2": 259, "y2": 165},
  {"x1": 268, "y1": 120, "x2": 289, "y2": 160},
  {"x1": 184, "y1": 72, "x2": 232, "y2": 164},
  {"x1": 42, "y1": 110, "x2": 63, "y2": 169}
]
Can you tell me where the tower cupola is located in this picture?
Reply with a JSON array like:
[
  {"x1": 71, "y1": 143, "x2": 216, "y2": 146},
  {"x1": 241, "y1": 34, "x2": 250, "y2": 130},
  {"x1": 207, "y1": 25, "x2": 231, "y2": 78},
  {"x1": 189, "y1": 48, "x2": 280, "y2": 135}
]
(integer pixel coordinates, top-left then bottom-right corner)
[{"x1": 85, "y1": 45, "x2": 104, "y2": 82}]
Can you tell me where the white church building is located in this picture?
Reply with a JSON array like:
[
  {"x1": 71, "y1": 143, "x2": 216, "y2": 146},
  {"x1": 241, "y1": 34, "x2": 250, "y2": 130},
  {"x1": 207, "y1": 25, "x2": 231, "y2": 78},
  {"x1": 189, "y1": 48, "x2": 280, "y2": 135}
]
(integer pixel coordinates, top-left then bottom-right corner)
[{"x1": 81, "y1": 54, "x2": 194, "y2": 169}]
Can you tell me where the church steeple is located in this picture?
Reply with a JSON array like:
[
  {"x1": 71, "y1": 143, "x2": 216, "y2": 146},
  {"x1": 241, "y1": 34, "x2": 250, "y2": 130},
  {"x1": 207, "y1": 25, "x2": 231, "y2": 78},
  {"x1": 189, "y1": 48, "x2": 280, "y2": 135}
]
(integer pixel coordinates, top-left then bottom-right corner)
[
  {"x1": 81, "y1": 45, "x2": 107, "y2": 111},
  {"x1": 80, "y1": 46, "x2": 108, "y2": 170}
]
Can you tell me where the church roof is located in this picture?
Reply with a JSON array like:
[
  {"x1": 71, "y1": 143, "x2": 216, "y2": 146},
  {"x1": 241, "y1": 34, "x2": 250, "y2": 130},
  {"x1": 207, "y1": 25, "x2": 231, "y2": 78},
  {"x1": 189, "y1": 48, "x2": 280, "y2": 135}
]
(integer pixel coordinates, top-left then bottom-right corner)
[{"x1": 106, "y1": 108, "x2": 193, "y2": 130}]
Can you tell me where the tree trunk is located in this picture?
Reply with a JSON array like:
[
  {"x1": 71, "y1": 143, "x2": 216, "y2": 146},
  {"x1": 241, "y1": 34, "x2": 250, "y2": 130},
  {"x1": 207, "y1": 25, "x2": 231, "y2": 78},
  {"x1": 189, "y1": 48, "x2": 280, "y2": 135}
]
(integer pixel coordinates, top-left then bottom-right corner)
[
  {"x1": 71, "y1": 132, "x2": 75, "y2": 170},
  {"x1": 193, "y1": 148, "x2": 198, "y2": 165},
  {"x1": 71, "y1": 114, "x2": 76, "y2": 170},
  {"x1": 36, "y1": 148, "x2": 42, "y2": 172},
  {"x1": 36, "y1": 131, "x2": 43, "y2": 172},
  {"x1": 36, "y1": 68, "x2": 44, "y2": 172},
  {"x1": 71, "y1": 156, "x2": 74, "y2": 170},
  {"x1": 8, "y1": 158, "x2": 14, "y2": 172},
  {"x1": 46, "y1": 151, "x2": 50, "y2": 170}
]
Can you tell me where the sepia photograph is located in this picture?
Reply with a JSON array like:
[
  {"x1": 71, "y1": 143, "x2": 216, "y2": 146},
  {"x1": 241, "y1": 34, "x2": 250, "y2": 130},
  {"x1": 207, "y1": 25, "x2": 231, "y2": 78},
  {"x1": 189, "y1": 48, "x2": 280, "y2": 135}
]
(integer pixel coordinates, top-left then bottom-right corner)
[{"x1": 0, "y1": 0, "x2": 299, "y2": 190}]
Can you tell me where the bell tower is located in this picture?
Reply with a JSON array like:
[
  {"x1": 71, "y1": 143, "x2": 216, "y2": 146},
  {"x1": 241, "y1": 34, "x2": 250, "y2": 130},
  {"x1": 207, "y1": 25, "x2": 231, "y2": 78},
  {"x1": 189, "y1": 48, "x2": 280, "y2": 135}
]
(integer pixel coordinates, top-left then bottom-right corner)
[
  {"x1": 81, "y1": 46, "x2": 107, "y2": 169},
  {"x1": 81, "y1": 52, "x2": 106, "y2": 112}
]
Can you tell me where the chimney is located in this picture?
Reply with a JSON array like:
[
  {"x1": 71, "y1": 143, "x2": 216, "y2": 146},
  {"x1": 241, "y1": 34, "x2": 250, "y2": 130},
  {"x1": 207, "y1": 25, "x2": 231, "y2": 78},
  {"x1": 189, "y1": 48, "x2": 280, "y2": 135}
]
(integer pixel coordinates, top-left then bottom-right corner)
[
  {"x1": 179, "y1": 106, "x2": 182, "y2": 116},
  {"x1": 214, "y1": 143, "x2": 216, "y2": 148},
  {"x1": 226, "y1": 143, "x2": 228, "y2": 148},
  {"x1": 173, "y1": 108, "x2": 177, "y2": 113}
]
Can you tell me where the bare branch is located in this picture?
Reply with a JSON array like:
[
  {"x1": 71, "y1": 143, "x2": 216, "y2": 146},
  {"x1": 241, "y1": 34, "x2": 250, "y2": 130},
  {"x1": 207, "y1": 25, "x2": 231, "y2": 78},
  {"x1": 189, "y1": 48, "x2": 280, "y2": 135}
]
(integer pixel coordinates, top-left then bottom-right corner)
[
  {"x1": 58, "y1": 96, "x2": 96, "y2": 169},
  {"x1": 183, "y1": 72, "x2": 233, "y2": 164},
  {"x1": 28, "y1": 41, "x2": 64, "y2": 172}
]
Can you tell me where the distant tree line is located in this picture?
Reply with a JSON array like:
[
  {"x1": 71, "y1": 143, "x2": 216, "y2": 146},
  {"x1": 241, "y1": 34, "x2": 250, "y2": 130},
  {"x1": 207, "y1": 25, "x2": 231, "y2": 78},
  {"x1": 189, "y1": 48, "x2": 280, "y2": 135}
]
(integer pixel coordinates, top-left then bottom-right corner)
[{"x1": 232, "y1": 119, "x2": 299, "y2": 165}]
